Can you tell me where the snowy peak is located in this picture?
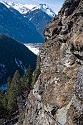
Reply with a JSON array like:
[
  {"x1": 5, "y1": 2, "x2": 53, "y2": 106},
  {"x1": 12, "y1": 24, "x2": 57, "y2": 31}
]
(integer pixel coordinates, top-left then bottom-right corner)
[
  {"x1": 31, "y1": 4, "x2": 55, "y2": 17},
  {"x1": 2, "y1": 1, "x2": 30, "y2": 14},
  {"x1": 1, "y1": 1, "x2": 10, "y2": 8},
  {"x1": 8, "y1": 2, "x2": 30, "y2": 14},
  {"x1": 0, "y1": 2, "x2": 44, "y2": 43},
  {"x1": 1, "y1": 1, "x2": 55, "y2": 16},
  {"x1": 1, "y1": 1, "x2": 36, "y2": 14}
]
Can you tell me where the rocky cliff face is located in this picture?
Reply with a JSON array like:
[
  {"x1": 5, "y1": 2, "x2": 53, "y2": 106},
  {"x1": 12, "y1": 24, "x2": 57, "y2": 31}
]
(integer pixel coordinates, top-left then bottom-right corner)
[{"x1": 22, "y1": 0, "x2": 83, "y2": 125}]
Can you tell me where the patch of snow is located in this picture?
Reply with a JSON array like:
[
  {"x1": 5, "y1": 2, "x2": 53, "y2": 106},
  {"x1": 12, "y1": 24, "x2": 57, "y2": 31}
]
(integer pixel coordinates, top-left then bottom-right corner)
[
  {"x1": 29, "y1": 17, "x2": 32, "y2": 21},
  {"x1": 0, "y1": 63, "x2": 5, "y2": 68},
  {"x1": 27, "y1": 45, "x2": 39, "y2": 55},
  {"x1": 2, "y1": 2, "x2": 55, "y2": 16},
  {"x1": 0, "y1": 63, "x2": 6, "y2": 74},
  {"x1": 15, "y1": 58, "x2": 26, "y2": 72},
  {"x1": 0, "y1": 83, "x2": 8, "y2": 90},
  {"x1": 31, "y1": 4, "x2": 55, "y2": 17},
  {"x1": 6, "y1": 1, "x2": 36, "y2": 14},
  {"x1": 1, "y1": 1, "x2": 10, "y2": 8},
  {"x1": 24, "y1": 4, "x2": 36, "y2": 10},
  {"x1": 15, "y1": 58, "x2": 20, "y2": 67},
  {"x1": 24, "y1": 43, "x2": 40, "y2": 55}
]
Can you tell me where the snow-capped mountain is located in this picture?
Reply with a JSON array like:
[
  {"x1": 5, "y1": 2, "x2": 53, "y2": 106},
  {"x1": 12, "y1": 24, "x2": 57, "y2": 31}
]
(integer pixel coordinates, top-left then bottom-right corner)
[
  {"x1": 0, "y1": 1, "x2": 56, "y2": 39},
  {"x1": 7, "y1": 2, "x2": 36, "y2": 14},
  {"x1": 2, "y1": 1, "x2": 36, "y2": 14},
  {"x1": 24, "y1": 9, "x2": 53, "y2": 37},
  {"x1": 0, "y1": 2, "x2": 44, "y2": 43},
  {"x1": 22, "y1": 4, "x2": 55, "y2": 37},
  {"x1": 2, "y1": 1, "x2": 55, "y2": 17},
  {"x1": 1, "y1": 1, "x2": 10, "y2": 8},
  {"x1": 31, "y1": 4, "x2": 55, "y2": 17},
  {"x1": 8, "y1": 2, "x2": 29, "y2": 14}
]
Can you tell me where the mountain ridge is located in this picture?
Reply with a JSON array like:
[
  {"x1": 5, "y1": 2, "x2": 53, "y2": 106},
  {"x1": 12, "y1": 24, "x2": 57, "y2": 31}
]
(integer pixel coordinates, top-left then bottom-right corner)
[
  {"x1": 0, "y1": 1, "x2": 55, "y2": 39},
  {"x1": 29, "y1": 4, "x2": 55, "y2": 17},
  {"x1": 0, "y1": 2, "x2": 44, "y2": 43},
  {"x1": 24, "y1": 9, "x2": 52, "y2": 37},
  {"x1": 2, "y1": 1, "x2": 56, "y2": 17}
]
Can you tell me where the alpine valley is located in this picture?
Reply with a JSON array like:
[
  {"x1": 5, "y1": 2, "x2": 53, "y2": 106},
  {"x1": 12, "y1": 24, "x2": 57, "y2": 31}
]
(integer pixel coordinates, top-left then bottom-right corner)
[
  {"x1": 0, "y1": 1, "x2": 55, "y2": 85},
  {"x1": 0, "y1": 0, "x2": 83, "y2": 125}
]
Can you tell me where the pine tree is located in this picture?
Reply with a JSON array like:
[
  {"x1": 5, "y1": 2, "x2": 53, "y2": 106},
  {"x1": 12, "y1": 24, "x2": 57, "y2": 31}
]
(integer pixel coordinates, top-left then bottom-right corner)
[
  {"x1": 7, "y1": 76, "x2": 12, "y2": 86},
  {"x1": 7, "y1": 70, "x2": 21, "y2": 114},
  {"x1": 0, "y1": 90, "x2": 4, "y2": 117},
  {"x1": 0, "y1": 90, "x2": 8, "y2": 118},
  {"x1": 21, "y1": 65, "x2": 32, "y2": 93}
]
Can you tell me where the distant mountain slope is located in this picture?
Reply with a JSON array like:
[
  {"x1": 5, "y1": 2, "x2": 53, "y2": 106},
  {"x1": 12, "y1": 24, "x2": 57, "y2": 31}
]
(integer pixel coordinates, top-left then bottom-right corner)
[
  {"x1": 2, "y1": 2, "x2": 55, "y2": 37},
  {"x1": 24, "y1": 8, "x2": 53, "y2": 37},
  {"x1": 4, "y1": 2, "x2": 55, "y2": 17},
  {"x1": 7, "y1": 1, "x2": 30, "y2": 14},
  {"x1": 0, "y1": 2, "x2": 44, "y2": 43},
  {"x1": 0, "y1": 34, "x2": 37, "y2": 84},
  {"x1": 30, "y1": 4, "x2": 55, "y2": 17},
  {"x1": 4, "y1": 1, "x2": 35, "y2": 14},
  {"x1": 24, "y1": 4, "x2": 55, "y2": 37},
  {"x1": 23, "y1": 4, "x2": 56, "y2": 37}
]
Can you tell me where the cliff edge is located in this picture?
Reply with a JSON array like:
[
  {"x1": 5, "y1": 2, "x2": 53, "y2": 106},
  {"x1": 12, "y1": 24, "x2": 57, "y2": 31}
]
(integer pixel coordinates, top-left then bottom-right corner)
[{"x1": 22, "y1": 0, "x2": 83, "y2": 125}]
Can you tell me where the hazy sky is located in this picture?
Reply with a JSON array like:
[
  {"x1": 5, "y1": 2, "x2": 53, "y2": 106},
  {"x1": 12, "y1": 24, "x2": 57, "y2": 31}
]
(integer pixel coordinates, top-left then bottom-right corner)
[{"x1": 0, "y1": 0, "x2": 65, "y2": 13}]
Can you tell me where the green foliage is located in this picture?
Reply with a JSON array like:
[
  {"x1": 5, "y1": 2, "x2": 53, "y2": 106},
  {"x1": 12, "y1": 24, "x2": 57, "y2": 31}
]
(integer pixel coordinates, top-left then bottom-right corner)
[
  {"x1": 7, "y1": 76, "x2": 12, "y2": 85},
  {"x1": 7, "y1": 70, "x2": 21, "y2": 114},
  {"x1": 0, "y1": 70, "x2": 21, "y2": 118},
  {"x1": 0, "y1": 65, "x2": 35, "y2": 119},
  {"x1": 21, "y1": 65, "x2": 32, "y2": 92},
  {"x1": 0, "y1": 90, "x2": 4, "y2": 117},
  {"x1": 0, "y1": 90, "x2": 8, "y2": 118}
]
